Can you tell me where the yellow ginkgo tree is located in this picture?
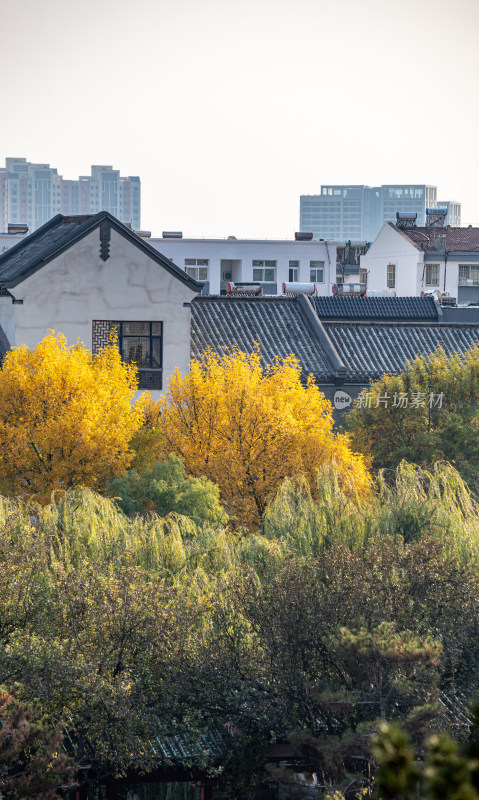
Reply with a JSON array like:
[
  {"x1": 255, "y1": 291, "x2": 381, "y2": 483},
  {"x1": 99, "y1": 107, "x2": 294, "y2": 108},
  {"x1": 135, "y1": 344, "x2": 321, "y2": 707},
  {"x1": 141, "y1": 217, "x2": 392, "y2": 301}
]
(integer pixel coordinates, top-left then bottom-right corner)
[
  {"x1": 157, "y1": 348, "x2": 371, "y2": 528},
  {"x1": 0, "y1": 331, "x2": 142, "y2": 502}
]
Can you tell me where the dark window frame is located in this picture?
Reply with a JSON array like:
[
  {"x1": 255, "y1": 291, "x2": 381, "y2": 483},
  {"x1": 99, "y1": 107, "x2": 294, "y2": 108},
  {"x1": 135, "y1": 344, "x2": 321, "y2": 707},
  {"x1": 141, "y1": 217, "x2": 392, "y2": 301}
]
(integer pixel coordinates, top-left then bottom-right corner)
[{"x1": 112, "y1": 321, "x2": 163, "y2": 389}]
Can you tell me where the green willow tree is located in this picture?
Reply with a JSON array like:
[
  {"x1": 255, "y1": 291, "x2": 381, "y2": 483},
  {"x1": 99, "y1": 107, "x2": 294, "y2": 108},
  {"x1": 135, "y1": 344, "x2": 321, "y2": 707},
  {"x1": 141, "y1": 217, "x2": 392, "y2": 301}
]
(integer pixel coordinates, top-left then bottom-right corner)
[{"x1": 1, "y1": 468, "x2": 479, "y2": 796}]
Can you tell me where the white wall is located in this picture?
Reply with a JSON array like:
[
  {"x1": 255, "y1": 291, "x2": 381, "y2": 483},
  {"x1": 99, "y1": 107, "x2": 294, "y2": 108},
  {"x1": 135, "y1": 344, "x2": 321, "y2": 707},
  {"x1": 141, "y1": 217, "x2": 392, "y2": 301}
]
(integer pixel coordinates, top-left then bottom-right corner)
[
  {"x1": 417, "y1": 258, "x2": 457, "y2": 297},
  {"x1": 443, "y1": 260, "x2": 459, "y2": 297},
  {"x1": 0, "y1": 235, "x2": 28, "y2": 346},
  {"x1": 360, "y1": 222, "x2": 424, "y2": 296},
  {"x1": 0, "y1": 296, "x2": 15, "y2": 346},
  {"x1": 10, "y1": 227, "x2": 197, "y2": 397},
  {"x1": 148, "y1": 237, "x2": 337, "y2": 295},
  {"x1": 0, "y1": 232, "x2": 28, "y2": 254},
  {"x1": 360, "y1": 222, "x2": 467, "y2": 297}
]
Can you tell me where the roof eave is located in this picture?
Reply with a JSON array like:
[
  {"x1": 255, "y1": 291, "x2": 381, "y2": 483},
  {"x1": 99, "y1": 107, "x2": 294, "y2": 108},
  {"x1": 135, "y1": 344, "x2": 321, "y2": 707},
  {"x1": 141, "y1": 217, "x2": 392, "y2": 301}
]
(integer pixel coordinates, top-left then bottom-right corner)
[{"x1": 0, "y1": 212, "x2": 202, "y2": 293}]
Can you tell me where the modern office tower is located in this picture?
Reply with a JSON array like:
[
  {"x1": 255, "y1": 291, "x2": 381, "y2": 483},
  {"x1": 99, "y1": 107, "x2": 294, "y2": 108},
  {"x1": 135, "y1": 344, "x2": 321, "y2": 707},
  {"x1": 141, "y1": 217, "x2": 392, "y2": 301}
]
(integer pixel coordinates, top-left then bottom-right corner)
[
  {"x1": 300, "y1": 185, "x2": 364, "y2": 240},
  {"x1": 437, "y1": 200, "x2": 461, "y2": 227},
  {"x1": 381, "y1": 185, "x2": 437, "y2": 229},
  {"x1": 299, "y1": 184, "x2": 455, "y2": 241},
  {"x1": 0, "y1": 158, "x2": 141, "y2": 232}
]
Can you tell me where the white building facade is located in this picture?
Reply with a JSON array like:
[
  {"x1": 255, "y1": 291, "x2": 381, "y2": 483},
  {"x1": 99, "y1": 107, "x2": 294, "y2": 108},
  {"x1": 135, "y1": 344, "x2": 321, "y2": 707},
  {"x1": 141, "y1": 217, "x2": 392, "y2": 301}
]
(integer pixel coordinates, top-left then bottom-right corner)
[
  {"x1": 147, "y1": 236, "x2": 337, "y2": 296},
  {"x1": 0, "y1": 213, "x2": 200, "y2": 399},
  {"x1": 359, "y1": 223, "x2": 425, "y2": 296},
  {"x1": 360, "y1": 222, "x2": 479, "y2": 301}
]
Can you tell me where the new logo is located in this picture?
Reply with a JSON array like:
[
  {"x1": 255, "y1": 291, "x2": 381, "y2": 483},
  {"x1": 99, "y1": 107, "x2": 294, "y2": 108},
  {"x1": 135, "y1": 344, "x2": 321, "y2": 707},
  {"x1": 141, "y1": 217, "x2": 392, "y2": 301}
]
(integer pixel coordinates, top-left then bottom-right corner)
[{"x1": 333, "y1": 390, "x2": 352, "y2": 410}]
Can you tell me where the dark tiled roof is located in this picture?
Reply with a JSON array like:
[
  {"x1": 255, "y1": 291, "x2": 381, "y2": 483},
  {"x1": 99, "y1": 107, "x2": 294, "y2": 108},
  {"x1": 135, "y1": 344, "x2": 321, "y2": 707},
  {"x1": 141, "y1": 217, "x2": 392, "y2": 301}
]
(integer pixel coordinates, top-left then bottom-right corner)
[
  {"x1": 0, "y1": 212, "x2": 201, "y2": 291},
  {"x1": 404, "y1": 226, "x2": 479, "y2": 252},
  {"x1": 147, "y1": 729, "x2": 224, "y2": 765},
  {"x1": 310, "y1": 295, "x2": 438, "y2": 321},
  {"x1": 325, "y1": 323, "x2": 479, "y2": 381},
  {"x1": 191, "y1": 296, "x2": 334, "y2": 382},
  {"x1": 0, "y1": 215, "x2": 90, "y2": 283}
]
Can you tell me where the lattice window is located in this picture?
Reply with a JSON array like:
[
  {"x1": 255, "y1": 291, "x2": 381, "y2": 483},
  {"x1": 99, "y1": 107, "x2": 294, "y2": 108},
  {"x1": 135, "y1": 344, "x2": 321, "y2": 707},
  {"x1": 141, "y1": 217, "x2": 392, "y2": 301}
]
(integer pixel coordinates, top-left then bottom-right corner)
[{"x1": 92, "y1": 320, "x2": 112, "y2": 354}]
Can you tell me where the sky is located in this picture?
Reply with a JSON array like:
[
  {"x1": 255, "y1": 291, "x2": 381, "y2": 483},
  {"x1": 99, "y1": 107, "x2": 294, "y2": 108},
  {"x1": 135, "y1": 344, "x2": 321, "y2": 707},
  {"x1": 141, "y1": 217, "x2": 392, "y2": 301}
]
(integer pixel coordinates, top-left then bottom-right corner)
[{"x1": 1, "y1": 0, "x2": 478, "y2": 238}]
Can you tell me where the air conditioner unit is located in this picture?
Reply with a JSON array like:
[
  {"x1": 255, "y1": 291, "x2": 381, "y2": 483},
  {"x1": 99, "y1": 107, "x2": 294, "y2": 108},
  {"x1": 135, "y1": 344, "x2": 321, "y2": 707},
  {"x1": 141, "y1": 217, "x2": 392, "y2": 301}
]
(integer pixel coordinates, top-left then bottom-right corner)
[{"x1": 223, "y1": 272, "x2": 232, "y2": 280}]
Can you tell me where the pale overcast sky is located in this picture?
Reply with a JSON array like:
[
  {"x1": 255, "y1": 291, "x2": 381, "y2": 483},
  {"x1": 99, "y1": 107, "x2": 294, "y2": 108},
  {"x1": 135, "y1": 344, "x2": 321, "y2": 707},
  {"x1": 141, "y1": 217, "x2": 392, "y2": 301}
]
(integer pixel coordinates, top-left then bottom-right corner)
[{"x1": 1, "y1": 0, "x2": 478, "y2": 238}]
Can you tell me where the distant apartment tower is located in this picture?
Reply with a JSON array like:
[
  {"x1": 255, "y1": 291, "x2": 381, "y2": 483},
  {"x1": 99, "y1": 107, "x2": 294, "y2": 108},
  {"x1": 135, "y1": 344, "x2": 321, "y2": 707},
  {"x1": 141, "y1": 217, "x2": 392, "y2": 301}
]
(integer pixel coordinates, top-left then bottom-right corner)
[
  {"x1": 299, "y1": 185, "x2": 459, "y2": 241},
  {"x1": 0, "y1": 158, "x2": 141, "y2": 232}
]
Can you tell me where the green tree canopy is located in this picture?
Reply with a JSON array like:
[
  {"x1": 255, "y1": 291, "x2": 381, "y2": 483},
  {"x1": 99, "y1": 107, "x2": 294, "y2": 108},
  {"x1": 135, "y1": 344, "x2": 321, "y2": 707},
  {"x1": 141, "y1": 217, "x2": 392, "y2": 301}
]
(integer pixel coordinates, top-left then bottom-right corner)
[
  {"x1": 108, "y1": 453, "x2": 226, "y2": 525},
  {"x1": 347, "y1": 343, "x2": 479, "y2": 487}
]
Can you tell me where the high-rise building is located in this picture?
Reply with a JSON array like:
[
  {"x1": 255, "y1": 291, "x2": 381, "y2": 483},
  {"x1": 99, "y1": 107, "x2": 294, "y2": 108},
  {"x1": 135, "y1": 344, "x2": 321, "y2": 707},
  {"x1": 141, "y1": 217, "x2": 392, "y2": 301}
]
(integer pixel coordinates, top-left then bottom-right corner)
[
  {"x1": 300, "y1": 185, "x2": 460, "y2": 241},
  {"x1": 0, "y1": 158, "x2": 141, "y2": 232},
  {"x1": 436, "y1": 200, "x2": 461, "y2": 227}
]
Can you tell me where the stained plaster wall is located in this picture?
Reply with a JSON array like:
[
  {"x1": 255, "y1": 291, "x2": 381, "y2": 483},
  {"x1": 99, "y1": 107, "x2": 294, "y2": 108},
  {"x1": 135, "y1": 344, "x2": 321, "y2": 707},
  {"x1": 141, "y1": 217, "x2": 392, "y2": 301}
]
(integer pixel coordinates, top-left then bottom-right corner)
[
  {"x1": 9, "y1": 226, "x2": 198, "y2": 398},
  {"x1": 0, "y1": 297, "x2": 15, "y2": 346}
]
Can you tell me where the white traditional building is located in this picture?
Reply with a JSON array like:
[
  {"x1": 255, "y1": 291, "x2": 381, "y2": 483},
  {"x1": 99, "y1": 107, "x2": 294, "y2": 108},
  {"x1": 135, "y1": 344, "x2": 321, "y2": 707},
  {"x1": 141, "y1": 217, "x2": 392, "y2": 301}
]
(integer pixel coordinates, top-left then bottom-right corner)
[
  {"x1": 360, "y1": 221, "x2": 479, "y2": 302},
  {"x1": 0, "y1": 212, "x2": 201, "y2": 398},
  {"x1": 146, "y1": 235, "x2": 337, "y2": 296}
]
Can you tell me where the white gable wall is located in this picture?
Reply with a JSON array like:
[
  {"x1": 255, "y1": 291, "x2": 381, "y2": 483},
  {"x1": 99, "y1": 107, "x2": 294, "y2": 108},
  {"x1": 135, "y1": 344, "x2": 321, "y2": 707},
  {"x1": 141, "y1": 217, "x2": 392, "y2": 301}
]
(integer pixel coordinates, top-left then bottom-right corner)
[
  {"x1": 360, "y1": 223, "x2": 465, "y2": 298},
  {"x1": 360, "y1": 223, "x2": 424, "y2": 296},
  {"x1": 0, "y1": 297, "x2": 15, "y2": 346},
  {"x1": 9, "y1": 227, "x2": 197, "y2": 397}
]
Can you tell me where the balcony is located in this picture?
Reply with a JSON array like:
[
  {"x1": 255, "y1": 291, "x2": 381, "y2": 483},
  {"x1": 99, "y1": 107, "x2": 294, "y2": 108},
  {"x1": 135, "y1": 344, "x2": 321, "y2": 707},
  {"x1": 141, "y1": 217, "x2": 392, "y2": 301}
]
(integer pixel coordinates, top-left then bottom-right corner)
[{"x1": 459, "y1": 277, "x2": 479, "y2": 286}]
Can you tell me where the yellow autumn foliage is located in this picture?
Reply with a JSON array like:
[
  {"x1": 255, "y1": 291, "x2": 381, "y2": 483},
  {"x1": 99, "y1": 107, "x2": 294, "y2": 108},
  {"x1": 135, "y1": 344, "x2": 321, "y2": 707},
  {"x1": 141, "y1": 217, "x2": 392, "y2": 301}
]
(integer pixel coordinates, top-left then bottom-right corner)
[
  {"x1": 0, "y1": 331, "x2": 142, "y2": 502},
  {"x1": 157, "y1": 348, "x2": 371, "y2": 528}
]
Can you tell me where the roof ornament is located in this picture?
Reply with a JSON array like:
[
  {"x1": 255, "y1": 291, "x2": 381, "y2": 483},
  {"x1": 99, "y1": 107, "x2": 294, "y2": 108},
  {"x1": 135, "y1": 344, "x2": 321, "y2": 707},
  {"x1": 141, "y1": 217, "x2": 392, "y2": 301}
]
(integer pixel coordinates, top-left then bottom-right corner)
[{"x1": 99, "y1": 219, "x2": 111, "y2": 262}]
